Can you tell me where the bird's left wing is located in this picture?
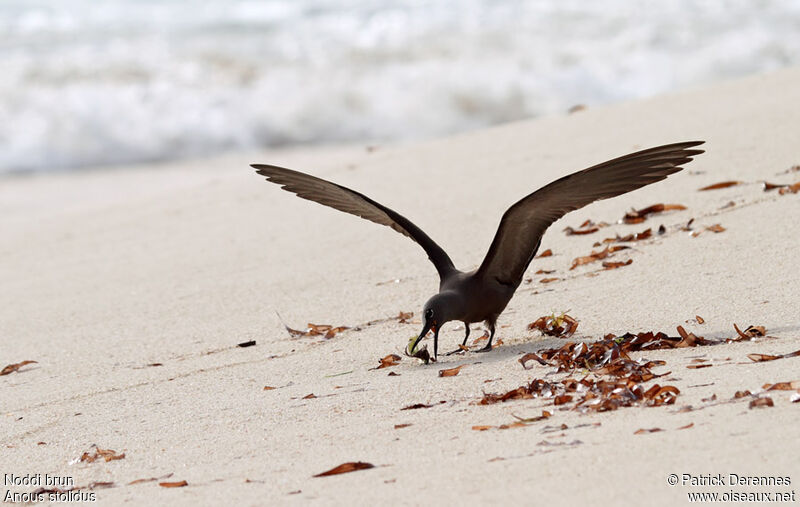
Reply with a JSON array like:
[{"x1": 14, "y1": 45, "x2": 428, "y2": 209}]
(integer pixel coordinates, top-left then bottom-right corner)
[
  {"x1": 253, "y1": 164, "x2": 456, "y2": 281},
  {"x1": 475, "y1": 141, "x2": 704, "y2": 286}
]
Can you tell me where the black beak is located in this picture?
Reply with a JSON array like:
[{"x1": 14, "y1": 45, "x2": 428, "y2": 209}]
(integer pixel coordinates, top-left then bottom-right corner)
[
  {"x1": 410, "y1": 320, "x2": 432, "y2": 356},
  {"x1": 411, "y1": 319, "x2": 439, "y2": 360}
]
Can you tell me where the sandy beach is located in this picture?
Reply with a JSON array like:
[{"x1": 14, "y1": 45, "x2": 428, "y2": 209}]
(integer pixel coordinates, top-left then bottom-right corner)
[{"x1": 2, "y1": 68, "x2": 800, "y2": 505}]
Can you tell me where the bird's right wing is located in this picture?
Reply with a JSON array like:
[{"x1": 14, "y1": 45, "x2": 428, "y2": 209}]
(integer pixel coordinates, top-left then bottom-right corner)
[
  {"x1": 476, "y1": 141, "x2": 705, "y2": 286},
  {"x1": 253, "y1": 164, "x2": 457, "y2": 281}
]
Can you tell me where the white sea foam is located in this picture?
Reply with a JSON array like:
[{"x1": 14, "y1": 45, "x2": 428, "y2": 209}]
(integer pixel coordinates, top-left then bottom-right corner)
[{"x1": 1, "y1": 0, "x2": 800, "y2": 172}]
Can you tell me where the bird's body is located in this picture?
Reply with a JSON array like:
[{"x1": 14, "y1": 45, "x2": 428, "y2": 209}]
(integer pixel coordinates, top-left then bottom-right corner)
[
  {"x1": 253, "y1": 141, "x2": 704, "y2": 359},
  {"x1": 440, "y1": 270, "x2": 515, "y2": 325}
]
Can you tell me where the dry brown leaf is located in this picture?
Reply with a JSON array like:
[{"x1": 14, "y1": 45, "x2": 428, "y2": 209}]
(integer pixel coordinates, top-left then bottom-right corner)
[
  {"x1": 747, "y1": 353, "x2": 782, "y2": 362},
  {"x1": 677, "y1": 422, "x2": 694, "y2": 430},
  {"x1": 498, "y1": 422, "x2": 528, "y2": 430},
  {"x1": 602, "y1": 259, "x2": 632, "y2": 270},
  {"x1": 406, "y1": 344, "x2": 433, "y2": 364},
  {"x1": 396, "y1": 311, "x2": 414, "y2": 323},
  {"x1": 634, "y1": 428, "x2": 663, "y2": 434},
  {"x1": 553, "y1": 394, "x2": 573, "y2": 405},
  {"x1": 564, "y1": 225, "x2": 599, "y2": 235},
  {"x1": 541, "y1": 325, "x2": 714, "y2": 370},
  {"x1": 284, "y1": 321, "x2": 350, "y2": 339},
  {"x1": 512, "y1": 411, "x2": 552, "y2": 423},
  {"x1": 472, "y1": 425, "x2": 492, "y2": 431},
  {"x1": 128, "y1": 473, "x2": 173, "y2": 485},
  {"x1": 477, "y1": 324, "x2": 736, "y2": 411},
  {"x1": 472, "y1": 332, "x2": 489, "y2": 344},
  {"x1": 314, "y1": 462, "x2": 374, "y2": 477},
  {"x1": 706, "y1": 224, "x2": 726, "y2": 233},
  {"x1": 159, "y1": 480, "x2": 188, "y2": 488},
  {"x1": 733, "y1": 390, "x2": 751, "y2": 399},
  {"x1": 263, "y1": 386, "x2": 276, "y2": 391},
  {"x1": 696, "y1": 315, "x2": 705, "y2": 324},
  {"x1": 763, "y1": 181, "x2": 788, "y2": 191},
  {"x1": 540, "y1": 277, "x2": 560, "y2": 283},
  {"x1": 535, "y1": 269, "x2": 556, "y2": 275},
  {"x1": 778, "y1": 182, "x2": 800, "y2": 195},
  {"x1": 283, "y1": 324, "x2": 306, "y2": 337},
  {"x1": 623, "y1": 203, "x2": 686, "y2": 224},
  {"x1": 394, "y1": 423, "x2": 412, "y2": 429},
  {"x1": 519, "y1": 353, "x2": 548, "y2": 369},
  {"x1": 302, "y1": 393, "x2": 316, "y2": 399},
  {"x1": 763, "y1": 381, "x2": 800, "y2": 391},
  {"x1": 731, "y1": 324, "x2": 766, "y2": 340},
  {"x1": 570, "y1": 245, "x2": 629, "y2": 270},
  {"x1": 375, "y1": 354, "x2": 401, "y2": 369},
  {"x1": 675, "y1": 325, "x2": 709, "y2": 347},
  {"x1": 1, "y1": 360, "x2": 37, "y2": 376},
  {"x1": 699, "y1": 181, "x2": 742, "y2": 191},
  {"x1": 749, "y1": 397, "x2": 774, "y2": 409},
  {"x1": 599, "y1": 228, "x2": 653, "y2": 244},
  {"x1": 401, "y1": 403, "x2": 434, "y2": 410},
  {"x1": 570, "y1": 250, "x2": 608, "y2": 270},
  {"x1": 687, "y1": 364, "x2": 712, "y2": 369},
  {"x1": 439, "y1": 365, "x2": 466, "y2": 377},
  {"x1": 536, "y1": 249, "x2": 553, "y2": 258},
  {"x1": 79, "y1": 447, "x2": 125, "y2": 463},
  {"x1": 527, "y1": 313, "x2": 578, "y2": 338},
  {"x1": 480, "y1": 376, "x2": 679, "y2": 411},
  {"x1": 325, "y1": 326, "x2": 349, "y2": 339}
]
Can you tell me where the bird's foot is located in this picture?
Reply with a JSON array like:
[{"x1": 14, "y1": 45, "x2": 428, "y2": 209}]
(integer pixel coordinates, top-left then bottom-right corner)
[
  {"x1": 444, "y1": 348, "x2": 466, "y2": 356},
  {"x1": 475, "y1": 343, "x2": 493, "y2": 353}
]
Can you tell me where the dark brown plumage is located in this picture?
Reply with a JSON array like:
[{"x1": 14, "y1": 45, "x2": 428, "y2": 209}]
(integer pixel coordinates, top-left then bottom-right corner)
[{"x1": 253, "y1": 140, "x2": 704, "y2": 359}]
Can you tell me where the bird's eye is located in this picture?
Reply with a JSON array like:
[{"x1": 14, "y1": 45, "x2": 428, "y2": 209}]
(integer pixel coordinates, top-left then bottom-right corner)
[{"x1": 425, "y1": 309, "x2": 434, "y2": 319}]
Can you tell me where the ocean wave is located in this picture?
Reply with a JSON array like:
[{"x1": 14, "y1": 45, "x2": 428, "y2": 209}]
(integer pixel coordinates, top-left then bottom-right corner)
[{"x1": 2, "y1": 0, "x2": 800, "y2": 172}]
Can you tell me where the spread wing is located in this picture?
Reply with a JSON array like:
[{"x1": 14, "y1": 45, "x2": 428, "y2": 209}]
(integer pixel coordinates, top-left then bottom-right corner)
[
  {"x1": 253, "y1": 164, "x2": 456, "y2": 281},
  {"x1": 476, "y1": 141, "x2": 705, "y2": 286}
]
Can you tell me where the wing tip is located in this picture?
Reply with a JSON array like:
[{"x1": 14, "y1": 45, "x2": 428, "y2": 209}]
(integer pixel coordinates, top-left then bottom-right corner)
[
  {"x1": 681, "y1": 140, "x2": 705, "y2": 148},
  {"x1": 251, "y1": 163, "x2": 285, "y2": 178}
]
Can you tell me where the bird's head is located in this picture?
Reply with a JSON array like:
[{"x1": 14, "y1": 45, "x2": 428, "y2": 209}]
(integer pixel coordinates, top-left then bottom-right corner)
[{"x1": 410, "y1": 292, "x2": 459, "y2": 359}]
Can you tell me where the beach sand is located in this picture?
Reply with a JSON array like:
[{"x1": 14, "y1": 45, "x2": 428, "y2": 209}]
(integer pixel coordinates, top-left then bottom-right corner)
[{"x1": 2, "y1": 68, "x2": 799, "y2": 505}]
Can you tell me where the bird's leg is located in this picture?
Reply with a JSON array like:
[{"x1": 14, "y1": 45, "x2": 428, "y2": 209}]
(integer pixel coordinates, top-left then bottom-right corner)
[
  {"x1": 444, "y1": 323, "x2": 470, "y2": 356},
  {"x1": 476, "y1": 321, "x2": 496, "y2": 353},
  {"x1": 433, "y1": 327, "x2": 439, "y2": 361}
]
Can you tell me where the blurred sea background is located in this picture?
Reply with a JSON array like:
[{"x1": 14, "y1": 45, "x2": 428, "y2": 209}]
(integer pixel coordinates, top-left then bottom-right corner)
[{"x1": 2, "y1": 0, "x2": 800, "y2": 174}]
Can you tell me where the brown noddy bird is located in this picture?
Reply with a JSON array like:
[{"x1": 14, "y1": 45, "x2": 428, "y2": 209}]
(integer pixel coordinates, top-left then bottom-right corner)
[{"x1": 253, "y1": 141, "x2": 704, "y2": 359}]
